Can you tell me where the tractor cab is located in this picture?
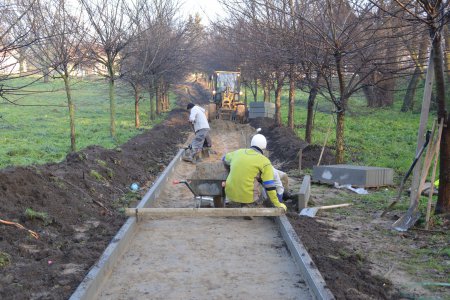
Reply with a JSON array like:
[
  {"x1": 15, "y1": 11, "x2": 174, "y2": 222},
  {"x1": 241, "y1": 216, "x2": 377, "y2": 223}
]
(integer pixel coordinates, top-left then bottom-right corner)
[{"x1": 211, "y1": 71, "x2": 245, "y2": 120}]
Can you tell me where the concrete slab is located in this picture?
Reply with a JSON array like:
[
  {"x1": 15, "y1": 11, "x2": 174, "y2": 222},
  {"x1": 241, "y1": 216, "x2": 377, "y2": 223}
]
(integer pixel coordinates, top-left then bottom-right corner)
[
  {"x1": 298, "y1": 175, "x2": 311, "y2": 211},
  {"x1": 313, "y1": 164, "x2": 394, "y2": 187},
  {"x1": 248, "y1": 112, "x2": 275, "y2": 119},
  {"x1": 249, "y1": 102, "x2": 276, "y2": 109}
]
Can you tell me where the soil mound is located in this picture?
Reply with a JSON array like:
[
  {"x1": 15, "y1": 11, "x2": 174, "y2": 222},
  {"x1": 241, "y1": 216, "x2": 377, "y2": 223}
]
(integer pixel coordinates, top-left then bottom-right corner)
[
  {"x1": 249, "y1": 118, "x2": 335, "y2": 170},
  {"x1": 0, "y1": 110, "x2": 191, "y2": 300},
  {"x1": 287, "y1": 213, "x2": 398, "y2": 299}
]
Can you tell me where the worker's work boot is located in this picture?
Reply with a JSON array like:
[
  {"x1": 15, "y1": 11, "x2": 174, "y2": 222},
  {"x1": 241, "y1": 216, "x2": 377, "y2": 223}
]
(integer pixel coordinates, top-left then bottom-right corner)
[
  {"x1": 182, "y1": 150, "x2": 195, "y2": 162},
  {"x1": 193, "y1": 151, "x2": 202, "y2": 163}
]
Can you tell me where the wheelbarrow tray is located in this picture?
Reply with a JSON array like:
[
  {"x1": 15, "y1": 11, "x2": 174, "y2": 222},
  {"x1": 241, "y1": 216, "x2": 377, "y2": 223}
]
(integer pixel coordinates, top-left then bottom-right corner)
[{"x1": 185, "y1": 179, "x2": 224, "y2": 197}]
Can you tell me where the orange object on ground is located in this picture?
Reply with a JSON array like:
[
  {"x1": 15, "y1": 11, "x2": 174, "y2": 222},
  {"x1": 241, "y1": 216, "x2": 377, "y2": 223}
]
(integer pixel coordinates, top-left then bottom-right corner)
[{"x1": 0, "y1": 218, "x2": 39, "y2": 239}]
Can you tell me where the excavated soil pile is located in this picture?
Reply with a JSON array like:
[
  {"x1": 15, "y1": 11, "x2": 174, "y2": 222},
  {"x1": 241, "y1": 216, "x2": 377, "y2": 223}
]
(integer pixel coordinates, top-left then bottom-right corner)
[
  {"x1": 0, "y1": 109, "x2": 191, "y2": 300},
  {"x1": 249, "y1": 118, "x2": 335, "y2": 170},
  {"x1": 288, "y1": 213, "x2": 398, "y2": 299}
]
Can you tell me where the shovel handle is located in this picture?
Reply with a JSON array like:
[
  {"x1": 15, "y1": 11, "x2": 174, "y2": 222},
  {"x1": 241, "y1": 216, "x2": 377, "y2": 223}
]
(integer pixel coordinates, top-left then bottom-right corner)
[{"x1": 318, "y1": 203, "x2": 352, "y2": 210}]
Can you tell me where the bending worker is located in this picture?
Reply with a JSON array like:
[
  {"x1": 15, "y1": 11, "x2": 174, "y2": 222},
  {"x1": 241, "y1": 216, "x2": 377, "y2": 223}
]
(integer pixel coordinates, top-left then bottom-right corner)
[
  {"x1": 184, "y1": 102, "x2": 211, "y2": 163},
  {"x1": 222, "y1": 133, "x2": 287, "y2": 212}
]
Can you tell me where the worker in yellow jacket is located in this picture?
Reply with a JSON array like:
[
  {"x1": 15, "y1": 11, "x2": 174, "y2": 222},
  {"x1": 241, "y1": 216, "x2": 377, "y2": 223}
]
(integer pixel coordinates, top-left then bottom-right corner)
[{"x1": 222, "y1": 134, "x2": 287, "y2": 212}]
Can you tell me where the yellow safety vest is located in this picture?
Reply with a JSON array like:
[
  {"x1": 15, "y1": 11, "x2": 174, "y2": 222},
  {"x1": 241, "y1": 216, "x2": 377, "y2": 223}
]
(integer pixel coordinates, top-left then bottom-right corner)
[{"x1": 223, "y1": 148, "x2": 283, "y2": 208}]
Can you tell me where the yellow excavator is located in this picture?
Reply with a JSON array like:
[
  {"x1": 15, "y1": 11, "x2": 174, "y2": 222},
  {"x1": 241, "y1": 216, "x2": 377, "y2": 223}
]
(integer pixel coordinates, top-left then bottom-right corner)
[{"x1": 211, "y1": 71, "x2": 246, "y2": 121}]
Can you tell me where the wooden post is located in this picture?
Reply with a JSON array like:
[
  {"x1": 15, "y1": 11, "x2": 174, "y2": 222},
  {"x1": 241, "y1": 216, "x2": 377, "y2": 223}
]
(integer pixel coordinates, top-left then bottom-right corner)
[
  {"x1": 298, "y1": 149, "x2": 302, "y2": 171},
  {"x1": 426, "y1": 119, "x2": 443, "y2": 229},
  {"x1": 410, "y1": 53, "x2": 434, "y2": 205},
  {"x1": 125, "y1": 207, "x2": 285, "y2": 218},
  {"x1": 317, "y1": 115, "x2": 333, "y2": 166}
]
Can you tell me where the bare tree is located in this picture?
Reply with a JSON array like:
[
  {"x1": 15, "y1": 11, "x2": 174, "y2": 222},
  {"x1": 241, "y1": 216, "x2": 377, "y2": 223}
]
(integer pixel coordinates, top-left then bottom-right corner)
[
  {"x1": 299, "y1": 0, "x2": 391, "y2": 163},
  {"x1": 0, "y1": 0, "x2": 41, "y2": 97},
  {"x1": 372, "y1": 0, "x2": 450, "y2": 214},
  {"x1": 80, "y1": 0, "x2": 136, "y2": 138},
  {"x1": 25, "y1": 0, "x2": 87, "y2": 151}
]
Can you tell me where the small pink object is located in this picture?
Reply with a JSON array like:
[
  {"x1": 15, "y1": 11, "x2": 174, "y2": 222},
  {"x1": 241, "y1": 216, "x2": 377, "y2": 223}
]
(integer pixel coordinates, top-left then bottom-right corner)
[{"x1": 48, "y1": 260, "x2": 53, "y2": 265}]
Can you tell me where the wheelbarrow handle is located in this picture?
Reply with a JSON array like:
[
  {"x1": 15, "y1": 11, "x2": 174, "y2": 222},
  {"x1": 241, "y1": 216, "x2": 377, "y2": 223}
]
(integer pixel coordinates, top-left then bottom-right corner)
[{"x1": 173, "y1": 180, "x2": 198, "y2": 197}]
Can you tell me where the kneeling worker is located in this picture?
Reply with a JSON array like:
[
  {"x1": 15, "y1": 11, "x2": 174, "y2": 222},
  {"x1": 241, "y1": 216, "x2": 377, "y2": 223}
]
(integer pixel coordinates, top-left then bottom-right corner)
[{"x1": 222, "y1": 133, "x2": 287, "y2": 212}]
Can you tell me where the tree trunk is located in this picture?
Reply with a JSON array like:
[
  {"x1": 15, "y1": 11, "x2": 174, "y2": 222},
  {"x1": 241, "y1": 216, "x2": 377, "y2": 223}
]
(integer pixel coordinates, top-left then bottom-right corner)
[
  {"x1": 263, "y1": 83, "x2": 270, "y2": 102},
  {"x1": 336, "y1": 110, "x2": 345, "y2": 163},
  {"x1": 134, "y1": 85, "x2": 140, "y2": 128},
  {"x1": 335, "y1": 51, "x2": 346, "y2": 163},
  {"x1": 363, "y1": 82, "x2": 377, "y2": 107},
  {"x1": 288, "y1": 64, "x2": 295, "y2": 129},
  {"x1": 254, "y1": 78, "x2": 258, "y2": 102},
  {"x1": 19, "y1": 57, "x2": 25, "y2": 75},
  {"x1": 156, "y1": 83, "x2": 161, "y2": 115},
  {"x1": 401, "y1": 66, "x2": 421, "y2": 112},
  {"x1": 44, "y1": 67, "x2": 50, "y2": 83},
  {"x1": 444, "y1": 24, "x2": 450, "y2": 86},
  {"x1": 149, "y1": 89, "x2": 155, "y2": 121},
  {"x1": 379, "y1": 77, "x2": 395, "y2": 107},
  {"x1": 305, "y1": 87, "x2": 317, "y2": 144},
  {"x1": 432, "y1": 31, "x2": 450, "y2": 214},
  {"x1": 108, "y1": 77, "x2": 116, "y2": 138},
  {"x1": 244, "y1": 85, "x2": 248, "y2": 106},
  {"x1": 364, "y1": 73, "x2": 394, "y2": 108},
  {"x1": 274, "y1": 79, "x2": 283, "y2": 126},
  {"x1": 362, "y1": 72, "x2": 377, "y2": 107},
  {"x1": 63, "y1": 74, "x2": 76, "y2": 152},
  {"x1": 164, "y1": 85, "x2": 169, "y2": 111}
]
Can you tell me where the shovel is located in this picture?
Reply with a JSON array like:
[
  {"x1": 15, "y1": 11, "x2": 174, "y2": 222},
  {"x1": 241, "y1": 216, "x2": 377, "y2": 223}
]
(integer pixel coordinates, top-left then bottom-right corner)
[
  {"x1": 380, "y1": 130, "x2": 431, "y2": 217},
  {"x1": 392, "y1": 206, "x2": 421, "y2": 232},
  {"x1": 392, "y1": 123, "x2": 440, "y2": 232},
  {"x1": 299, "y1": 203, "x2": 352, "y2": 217}
]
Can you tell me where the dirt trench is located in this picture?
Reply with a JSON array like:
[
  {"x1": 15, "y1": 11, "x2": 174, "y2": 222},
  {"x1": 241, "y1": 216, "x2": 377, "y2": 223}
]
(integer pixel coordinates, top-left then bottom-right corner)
[
  {"x1": 0, "y1": 82, "x2": 400, "y2": 300},
  {"x1": 96, "y1": 119, "x2": 313, "y2": 299}
]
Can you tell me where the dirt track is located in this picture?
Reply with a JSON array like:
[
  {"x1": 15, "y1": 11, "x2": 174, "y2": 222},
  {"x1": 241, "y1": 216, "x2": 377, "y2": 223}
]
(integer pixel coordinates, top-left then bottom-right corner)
[{"x1": 96, "y1": 120, "x2": 312, "y2": 299}]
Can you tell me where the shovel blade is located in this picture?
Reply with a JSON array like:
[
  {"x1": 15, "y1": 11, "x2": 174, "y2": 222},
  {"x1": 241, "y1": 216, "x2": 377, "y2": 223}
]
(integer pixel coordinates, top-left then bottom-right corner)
[
  {"x1": 299, "y1": 207, "x2": 319, "y2": 217},
  {"x1": 392, "y1": 209, "x2": 421, "y2": 232}
]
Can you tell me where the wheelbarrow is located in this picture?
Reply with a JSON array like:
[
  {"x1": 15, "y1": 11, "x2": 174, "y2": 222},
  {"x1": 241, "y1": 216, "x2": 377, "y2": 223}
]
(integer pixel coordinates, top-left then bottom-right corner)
[{"x1": 173, "y1": 179, "x2": 225, "y2": 208}]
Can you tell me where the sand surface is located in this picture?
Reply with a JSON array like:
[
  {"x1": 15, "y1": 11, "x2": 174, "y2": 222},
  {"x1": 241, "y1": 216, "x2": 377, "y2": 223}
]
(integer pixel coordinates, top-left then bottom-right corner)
[{"x1": 96, "y1": 120, "x2": 312, "y2": 299}]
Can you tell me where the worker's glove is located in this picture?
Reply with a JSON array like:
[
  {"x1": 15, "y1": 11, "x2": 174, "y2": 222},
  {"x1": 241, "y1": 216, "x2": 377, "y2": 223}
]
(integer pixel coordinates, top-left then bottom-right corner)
[{"x1": 278, "y1": 203, "x2": 287, "y2": 212}]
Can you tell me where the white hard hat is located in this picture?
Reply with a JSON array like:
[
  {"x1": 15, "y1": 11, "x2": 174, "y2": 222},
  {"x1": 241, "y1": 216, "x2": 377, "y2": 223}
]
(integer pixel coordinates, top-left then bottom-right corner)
[{"x1": 251, "y1": 134, "x2": 267, "y2": 150}]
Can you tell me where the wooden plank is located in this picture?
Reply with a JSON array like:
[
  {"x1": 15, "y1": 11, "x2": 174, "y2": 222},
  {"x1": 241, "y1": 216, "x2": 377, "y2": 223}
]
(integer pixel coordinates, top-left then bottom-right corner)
[
  {"x1": 410, "y1": 53, "x2": 434, "y2": 204},
  {"x1": 125, "y1": 207, "x2": 285, "y2": 218}
]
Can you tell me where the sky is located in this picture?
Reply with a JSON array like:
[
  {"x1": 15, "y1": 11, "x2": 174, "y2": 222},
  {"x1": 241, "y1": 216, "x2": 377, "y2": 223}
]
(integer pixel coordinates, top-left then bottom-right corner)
[{"x1": 182, "y1": 0, "x2": 225, "y2": 24}]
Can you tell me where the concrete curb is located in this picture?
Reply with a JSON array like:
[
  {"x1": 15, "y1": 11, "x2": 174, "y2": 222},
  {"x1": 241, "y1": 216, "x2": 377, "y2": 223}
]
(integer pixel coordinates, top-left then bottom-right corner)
[{"x1": 276, "y1": 216, "x2": 335, "y2": 300}]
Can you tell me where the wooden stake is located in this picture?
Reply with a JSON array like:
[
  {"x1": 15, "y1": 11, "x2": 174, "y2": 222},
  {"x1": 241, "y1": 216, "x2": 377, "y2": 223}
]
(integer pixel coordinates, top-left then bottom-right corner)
[
  {"x1": 298, "y1": 149, "x2": 302, "y2": 171},
  {"x1": 410, "y1": 53, "x2": 434, "y2": 205},
  {"x1": 417, "y1": 121, "x2": 438, "y2": 197},
  {"x1": 317, "y1": 115, "x2": 333, "y2": 166},
  {"x1": 125, "y1": 207, "x2": 285, "y2": 218},
  {"x1": 425, "y1": 119, "x2": 443, "y2": 230}
]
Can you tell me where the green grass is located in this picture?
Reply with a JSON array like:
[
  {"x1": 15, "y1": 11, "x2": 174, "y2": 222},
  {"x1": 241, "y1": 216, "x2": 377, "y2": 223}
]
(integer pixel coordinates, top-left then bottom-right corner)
[
  {"x1": 270, "y1": 86, "x2": 437, "y2": 179},
  {"x1": 24, "y1": 208, "x2": 51, "y2": 225},
  {"x1": 0, "y1": 252, "x2": 11, "y2": 268},
  {"x1": 0, "y1": 76, "x2": 166, "y2": 169}
]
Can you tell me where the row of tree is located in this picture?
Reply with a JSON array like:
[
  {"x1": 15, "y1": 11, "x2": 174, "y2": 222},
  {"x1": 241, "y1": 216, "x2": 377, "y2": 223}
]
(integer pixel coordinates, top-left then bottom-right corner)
[
  {"x1": 203, "y1": 0, "x2": 449, "y2": 213},
  {"x1": 1, "y1": 0, "x2": 204, "y2": 149}
]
